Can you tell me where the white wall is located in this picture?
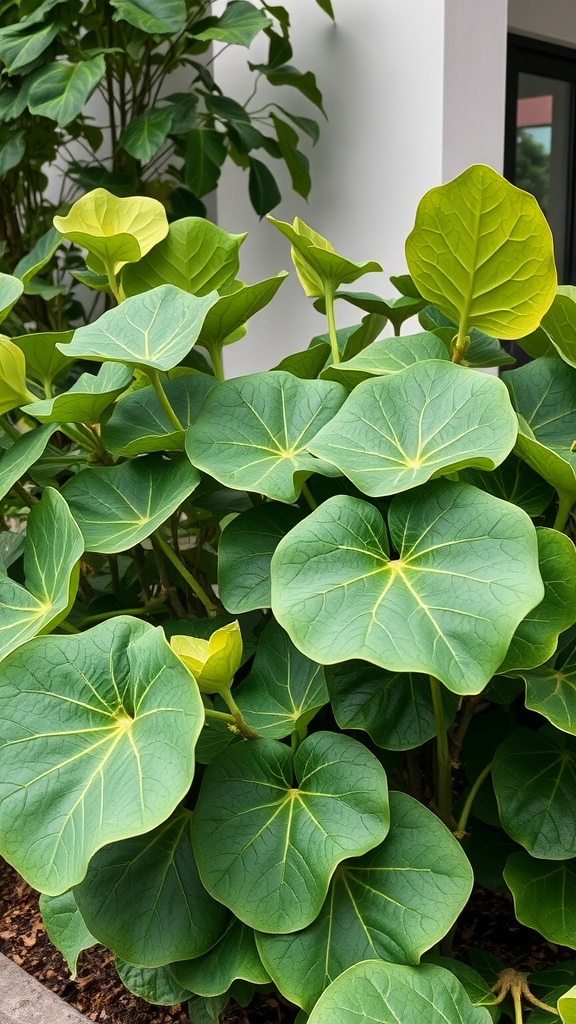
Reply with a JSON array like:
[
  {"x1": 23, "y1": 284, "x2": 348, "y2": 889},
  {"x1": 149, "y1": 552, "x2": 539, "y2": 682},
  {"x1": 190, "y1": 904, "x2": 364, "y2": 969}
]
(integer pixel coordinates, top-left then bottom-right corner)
[
  {"x1": 215, "y1": 0, "x2": 508, "y2": 375},
  {"x1": 508, "y1": 0, "x2": 576, "y2": 47}
]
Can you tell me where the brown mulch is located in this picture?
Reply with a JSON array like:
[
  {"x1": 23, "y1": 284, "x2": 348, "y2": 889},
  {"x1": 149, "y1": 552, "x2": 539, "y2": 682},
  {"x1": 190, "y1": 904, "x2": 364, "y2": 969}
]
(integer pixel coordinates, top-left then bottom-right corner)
[
  {"x1": 0, "y1": 860, "x2": 293, "y2": 1024},
  {"x1": 0, "y1": 858, "x2": 572, "y2": 1022}
]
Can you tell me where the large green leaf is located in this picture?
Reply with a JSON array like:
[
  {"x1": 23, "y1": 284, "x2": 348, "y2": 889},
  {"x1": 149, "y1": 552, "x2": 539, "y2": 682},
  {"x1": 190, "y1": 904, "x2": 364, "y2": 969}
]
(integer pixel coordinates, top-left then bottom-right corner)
[
  {"x1": 53, "y1": 189, "x2": 169, "y2": 274},
  {"x1": 58, "y1": 286, "x2": 218, "y2": 370},
  {"x1": 330, "y1": 661, "x2": 458, "y2": 751},
  {"x1": 39, "y1": 892, "x2": 96, "y2": 977},
  {"x1": 493, "y1": 728, "x2": 576, "y2": 860},
  {"x1": 23, "y1": 362, "x2": 133, "y2": 424},
  {"x1": 320, "y1": 289, "x2": 426, "y2": 336},
  {"x1": 306, "y1": 960, "x2": 491, "y2": 1024},
  {"x1": 119, "y1": 108, "x2": 174, "y2": 164},
  {"x1": 199, "y1": 274, "x2": 288, "y2": 352},
  {"x1": 185, "y1": 129, "x2": 227, "y2": 198},
  {"x1": 194, "y1": 1, "x2": 272, "y2": 46},
  {"x1": 0, "y1": 273, "x2": 24, "y2": 323},
  {"x1": 0, "y1": 20, "x2": 59, "y2": 74},
  {"x1": 11, "y1": 329, "x2": 73, "y2": 388},
  {"x1": 74, "y1": 808, "x2": 226, "y2": 967},
  {"x1": 186, "y1": 371, "x2": 347, "y2": 503},
  {"x1": 13, "y1": 226, "x2": 61, "y2": 287},
  {"x1": 498, "y1": 528, "x2": 576, "y2": 673},
  {"x1": 559, "y1": 987, "x2": 576, "y2": 1024},
  {"x1": 27, "y1": 57, "x2": 106, "y2": 126},
  {"x1": 218, "y1": 503, "x2": 302, "y2": 614},
  {"x1": 0, "y1": 617, "x2": 203, "y2": 894},
  {"x1": 423, "y1": 957, "x2": 501, "y2": 1022},
  {"x1": 405, "y1": 164, "x2": 556, "y2": 340},
  {"x1": 271, "y1": 482, "x2": 543, "y2": 694},
  {"x1": 320, "y1": 332, "x2": 449, "y2": 390},
  {"x1": 459, "y1": 455, "x2": 554, "y2": 517},
  {"x1": 101, "y1": 374, "x2": 217, "y2": 456},
  {"x1": 62, "y1": 455, "x2": 200, "y2": 553},
  {"x1": 122, "y1": 218, "x2": 244, "y2": 298},
  {"x1": 257, "y1": 792, "x2": 473, "y2": 1012},
  {"x1": 504, "y1": 358, "x2": 576, "y2": 501},
  {"x1": 521, "y1": 637, "x2": 576, "y2": 735},
  {"x1": 268, "y1": 216, "x2": 381, "y2": 298},
  {"x1": 115, "y1": 960, "x2": 192, "y2": 1006},
  {"x1": 233, "y1": 620, "x2": 328, "y2": 738},
  {"x1": 0, "y1": 424, "x2": 56, "y2": 501},
  {"x1": 0, "y1": 339, "x2": 35, "y2": 414},
  {"x1": 175, "y1": 919, "x2": 270, "y2": 996},
  {"x1": 540, "y1": 286, "x2": 576, "y2": 367},
  {"x1": 0, "y1": 488, "x2": 82, "y2": 662},
  {"x1": 309, "y1": 360, "x2": 517, "y2": 496},
  {"x1": 109, "y1": 0, "x2": 186, "y2": 33},
  {"x1": 505, "y1": 851, "x2": 576, "y2": 948},
  {"x1": 191, "y1": 731, "x2": 390, "y2": 932}
]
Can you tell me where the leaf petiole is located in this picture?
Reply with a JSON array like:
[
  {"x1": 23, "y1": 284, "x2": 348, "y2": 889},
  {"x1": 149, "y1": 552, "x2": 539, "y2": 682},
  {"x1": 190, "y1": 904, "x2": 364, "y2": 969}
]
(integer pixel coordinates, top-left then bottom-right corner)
[{"x1": 146, "y1": 368, "x2": 185, "y2": 432}]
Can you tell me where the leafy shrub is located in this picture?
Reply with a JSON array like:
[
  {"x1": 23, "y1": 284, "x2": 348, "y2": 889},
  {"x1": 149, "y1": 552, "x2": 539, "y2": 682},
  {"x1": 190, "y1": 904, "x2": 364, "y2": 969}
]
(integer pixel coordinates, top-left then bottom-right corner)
[{"x1": 2, "y1": 164, "x2": 576, "y2": 1023}]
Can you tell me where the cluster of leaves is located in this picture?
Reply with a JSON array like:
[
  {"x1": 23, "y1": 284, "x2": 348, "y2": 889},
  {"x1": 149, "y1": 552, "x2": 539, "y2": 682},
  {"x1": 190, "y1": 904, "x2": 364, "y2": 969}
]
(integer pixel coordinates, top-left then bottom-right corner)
[
  {"x1": 0, "y1": 0, "x2": 330, "y2": 331},
  {"x1": 4, "y1": 165, "x2": 576, "y2": 1024}
]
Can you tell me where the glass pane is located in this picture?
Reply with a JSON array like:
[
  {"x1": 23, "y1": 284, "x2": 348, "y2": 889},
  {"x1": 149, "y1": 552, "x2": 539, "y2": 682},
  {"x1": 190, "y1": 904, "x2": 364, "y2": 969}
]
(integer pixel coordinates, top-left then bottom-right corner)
[{"x1": 515, "y1": 72, "x2": 572, "y2": 276}]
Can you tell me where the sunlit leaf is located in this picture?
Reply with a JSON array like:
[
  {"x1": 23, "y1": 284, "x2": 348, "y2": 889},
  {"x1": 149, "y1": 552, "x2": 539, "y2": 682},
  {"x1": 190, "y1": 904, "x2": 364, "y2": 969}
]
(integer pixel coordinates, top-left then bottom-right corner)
[
  {"x1": 23, "y1": 363, "x2": 133, "y2": 424},
  {"x1": 54, "y1": 189, "x2": 169, "y2": 273}
]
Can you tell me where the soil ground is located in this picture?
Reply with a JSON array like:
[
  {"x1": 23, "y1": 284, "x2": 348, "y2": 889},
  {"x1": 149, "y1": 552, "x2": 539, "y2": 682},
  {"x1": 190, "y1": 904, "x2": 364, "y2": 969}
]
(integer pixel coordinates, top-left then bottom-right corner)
[{"x1": 0, "y1": 858, "x2": 571, "y2": 1023}]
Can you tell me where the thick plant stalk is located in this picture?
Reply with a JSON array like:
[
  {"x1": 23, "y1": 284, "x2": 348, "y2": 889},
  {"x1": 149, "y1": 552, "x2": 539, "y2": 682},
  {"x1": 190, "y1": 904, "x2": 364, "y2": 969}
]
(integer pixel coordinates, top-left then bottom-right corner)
[{"x1": 430, "y1": 676, "x2": 454, "y2": 825}]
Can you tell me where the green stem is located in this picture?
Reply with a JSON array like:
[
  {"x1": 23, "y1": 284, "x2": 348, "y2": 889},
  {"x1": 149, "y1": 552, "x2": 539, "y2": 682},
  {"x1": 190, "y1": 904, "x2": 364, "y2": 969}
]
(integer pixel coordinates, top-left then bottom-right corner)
[
  {"x1": 147, "y1": 369, "x2": 185, "y2": 432},
  {"x1": 513, "y1": 988, "x2": 523, "y2": 1024},
  {"x1": 456, "y1": 761, "x2": 493, "y2": 836},
  {"x1": 103, "y1": 258, "x2": 122, "y2": 303},
  {"x1": 324, "y1": 283, "x2": 340, "y2": 365},
  {"x1": 154, "y1": 532, "x2": 219, "y2": 616},
  {"x1": 76, "y1": 605, "x2": 160, "y2": 629},
  {"x1": 430, "y1": 676, "x2": 453, "y2": 824},
  {"x1": 451, "y1": 324, "x2": 470, "y2": 364},
  {"x1": 553, "y1": 491, "x2": 573, "y2": 532},
  {"x1": 0, "y1": 414, "x2": 20, "y2": 441},
  {"x1": 209, "y1": 344, "x2": 225, "y2": 382},
  {"x1": 10, "y1": 480, "x2": 38, "y2": 508},
  {"x1": 205, "y1": 707, "x2": 236, "y2": 726},
  {"x1": 219, "y1": 688, "x2": 260, "y2": 740},
  {"x1": 301, "y1": 482, "x2": 318, "y2": 511},
  {"x1": 58, "y1": 621, "x2": 80, "y2": 633}
]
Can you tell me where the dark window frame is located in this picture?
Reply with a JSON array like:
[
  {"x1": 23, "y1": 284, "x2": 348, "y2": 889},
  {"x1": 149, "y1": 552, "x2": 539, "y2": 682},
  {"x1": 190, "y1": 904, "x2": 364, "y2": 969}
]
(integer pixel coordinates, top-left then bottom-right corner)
[{"x1": 506, "y1": 32, "x2": 576, "y2": 283}]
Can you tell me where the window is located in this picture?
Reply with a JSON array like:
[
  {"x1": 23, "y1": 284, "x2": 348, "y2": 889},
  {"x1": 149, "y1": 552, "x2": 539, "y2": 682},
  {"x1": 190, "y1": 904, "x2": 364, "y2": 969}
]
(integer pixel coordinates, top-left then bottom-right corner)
[{"x1": 506, "y1": 33, "x2": 576, "y2": 284}]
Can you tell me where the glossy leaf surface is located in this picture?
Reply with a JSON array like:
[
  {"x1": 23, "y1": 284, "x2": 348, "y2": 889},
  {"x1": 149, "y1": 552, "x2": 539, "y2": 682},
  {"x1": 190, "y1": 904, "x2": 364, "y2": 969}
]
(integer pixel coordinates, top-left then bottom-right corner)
[
  {"x1": 271, "y1": 483, "x2": 543, "y2": 693},
  {"x1": 175, "y1": 919, "x2": 270, "y2": 996},
  {"x1": 54, "y1": 189, "x2": 169, "y2": 272},
  {"x1": 191, "y1": 731, "x2": 390, "y2": 932},
  {"x1": 0, "y1": 618, "x2": 203, "y2": 894},
  {"x1": 505, "y1": 851, "x2": 576, "y2": 948}
]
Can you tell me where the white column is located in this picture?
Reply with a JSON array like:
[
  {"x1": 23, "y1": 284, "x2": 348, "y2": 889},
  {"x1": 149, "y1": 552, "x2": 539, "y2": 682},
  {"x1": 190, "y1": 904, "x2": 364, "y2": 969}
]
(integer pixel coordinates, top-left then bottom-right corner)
[{"x1": 215, "y1": 0, "x2": 508, "y2": 375}]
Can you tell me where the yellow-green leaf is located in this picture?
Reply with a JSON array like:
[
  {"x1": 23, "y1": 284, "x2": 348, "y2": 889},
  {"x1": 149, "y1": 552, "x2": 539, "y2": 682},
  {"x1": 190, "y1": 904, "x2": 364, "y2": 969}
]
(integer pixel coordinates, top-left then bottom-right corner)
[
  {"x1": 0, "y1": 338, "x2": 35, "y2": 415},
  {"x1": 171, "y1": 621, "x2": 243, "y2": 696}
]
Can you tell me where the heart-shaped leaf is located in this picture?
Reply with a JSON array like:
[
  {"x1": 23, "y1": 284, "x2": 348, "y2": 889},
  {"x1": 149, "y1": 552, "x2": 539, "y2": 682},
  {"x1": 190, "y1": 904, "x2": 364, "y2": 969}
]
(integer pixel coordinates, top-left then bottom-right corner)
[
  {"x1": 459, "y1": 455, "x2": 554, "y2": 517},
  {"x1": 320, "y1": 332, "x2": 449, "y2": 390},
  {"x1": 0, "y1": 424, "x2": 56, "y2": 501},
  {"x1": 268, "y1": 216, "x2": 382, "y2": 298},
  {"x1": 27, "y1": 57, "x2": 106, "y2": 126},
  {"x1": 0, "y1": 339, "x2": 35, "y2": 414},
  {"x1": 330, "y1": 661, "x2": 458, "y2": 751},
  {"x1": 233, "y1": 620, "x2": 328, "y2": 738},
  {"x1": 0, "y1": 617, "x2": 203, "y2": 894},
  {"x1": 499, "y1": 528, "x2": 576, "y2": 673},
  {"x1": 0, "y1": 272, "x2": 24, "y2": 322},
  {"x1": 23, "y1": 363, "x2": 133, "y2": 424},
  {"x1": 323, "y1": 289, "x2": 426, "y2": 336},
  {"x1": 494, "y1": 728, "x2": 576, "y2": 859},
  {"x1": 62, "y1": 455, "x2": 200, "y2": 553},
  {"x1": 175, "y1": 919, "x2": 270, "y2": 996},
  {"x1": 57, "y1": 286, "x2": 219, "y2": 371},
  {"x1": 199, "y1": 274, "x2": 288, "y2": 352},
  {"x1": 101, "y1": 374, "x2": 217, "y2": 456},
  {"x1": 309, "y1": 361, "x2": 517, "y2": 496},
  {"x1": 39, "y1": 892, "x2": 96, "y2": 977},
  {"x1": 122, "y1": 218, "x2": 245, "y2": 298},
  {"x1": 306, "y1": 960, "x2": 492, "y2": 1024},
  {"x1": 0, "y1": 488, "x2": 83, "y2": 662},
  {"x1": 13, "y1": 226, "x2": 61, "y2": 287},
  {"x1": 505, "y1": 851, "x2": 576, "y2": 948},
  {"x1": 109, "y1": 0, "x2": 186, "y2": 33},
  {"x1": 119, "y1": 107, "x2": 174, "y2": 164},
  {"x1": 218, "y1": 503, "x2": 303, "y2": 614},
  {"x1": 423, "y1": 957, "x2": 501, "y2": 1022},
  {"x1": 10, "y1": 330, "x2": 74, "y2": 388},
  {"x1": 194, "y1": 1, "x2": 272, "y2": 47},
  {"x1": 191, "y1": 731, "x2": 390, "y2": 932},
  {"x1": 521, "y1": 637, "x2": 576, "y2": 735},
  {"x1": 186, "y1": 371, "x2": 347, "y2": 503},
  {"x1": 115, "y1": 960, "x2": 193, "y2": 1006},
  {"x1": 271, "y1": 482, "x2": 543, "y2": 694},
  {"x1": 257, "y1": 792, "x2": 473, "y2": 1011},
  {"x1": 540, "y1": 286, "x2": 576, "y2": 367},
  {"x1": 406, "y1": 164, "x2": 556, "y2": 340},
  {"x1": 74, "y1": 807, "x2": 227, "y2": 967},
  {"x1": 54, "y1": 189, "x2": 169, "y2": 273},
  {"x1": 504, "y1": 358, "x2": 576, "y2": 502}
]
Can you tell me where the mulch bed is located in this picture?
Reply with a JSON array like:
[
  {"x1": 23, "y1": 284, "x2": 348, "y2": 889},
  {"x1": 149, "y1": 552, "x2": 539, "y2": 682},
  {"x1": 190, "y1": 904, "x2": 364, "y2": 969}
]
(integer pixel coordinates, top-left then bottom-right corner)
[{"x1": 0, "y1": 858, "x2": 572, "y2": 1022}]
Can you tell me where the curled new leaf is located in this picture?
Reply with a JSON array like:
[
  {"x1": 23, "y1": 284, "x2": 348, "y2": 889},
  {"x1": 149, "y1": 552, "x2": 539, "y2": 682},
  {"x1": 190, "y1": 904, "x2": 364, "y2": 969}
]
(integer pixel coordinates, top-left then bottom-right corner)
[{"x1": 171, "y1": 621, "x2": 243, "y2": 696}]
